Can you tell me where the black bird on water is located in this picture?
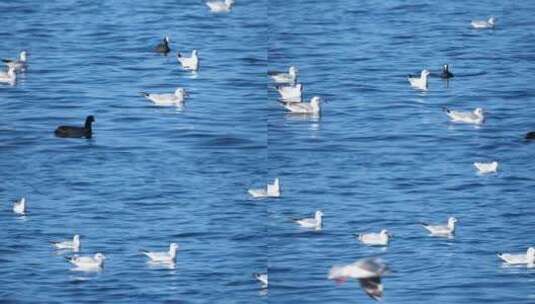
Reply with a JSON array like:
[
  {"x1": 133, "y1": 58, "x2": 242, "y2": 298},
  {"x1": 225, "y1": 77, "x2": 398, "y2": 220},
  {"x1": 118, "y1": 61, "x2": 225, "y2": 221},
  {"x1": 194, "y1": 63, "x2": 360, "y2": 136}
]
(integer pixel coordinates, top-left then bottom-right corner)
[
  {"x1": 154, "y1": 36, "x2": 170, "y2": 54},
  {"x1": 54, "y1": 116, "x2": 94, "y2": 139},
  {"x1": 525, "y1": 132, "x2": 535, "y2": 140},
  {"x1": 441, "y1": 64, "x2": 454, "y2": 79}
]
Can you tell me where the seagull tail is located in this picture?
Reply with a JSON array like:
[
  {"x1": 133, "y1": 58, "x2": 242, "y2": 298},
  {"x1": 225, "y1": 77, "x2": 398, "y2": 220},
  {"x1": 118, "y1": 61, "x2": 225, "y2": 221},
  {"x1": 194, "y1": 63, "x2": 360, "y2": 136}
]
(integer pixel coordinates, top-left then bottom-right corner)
[
  {"x1": 140, "y1": 92, "x2": 150, "y2": 97},
  {"x1": 419, "y1": 222, "x2": 428, "y2": 227},
  {"x1": 443, "y1": 107, "x2": 451, "y2": 113},
  {"x1": 176, "y1": 52, "x2": 182, "y2": 58},
  {"x1": 64, "y1": 256, "x2": 72, "y2": 262}
]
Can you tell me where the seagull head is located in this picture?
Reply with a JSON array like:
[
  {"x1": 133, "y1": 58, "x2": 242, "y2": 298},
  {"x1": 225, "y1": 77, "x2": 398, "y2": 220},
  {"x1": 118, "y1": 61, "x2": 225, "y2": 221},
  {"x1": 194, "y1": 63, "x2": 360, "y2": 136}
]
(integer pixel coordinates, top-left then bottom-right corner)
[
  {"x1": 488, "y1": 17, "x2": 496, "y2": 25},
  {"x1": 94, "y1": 253, "x2": 106, "y2": 261},
  {"x1": 175, "y1": 87, "x2": 187, "y2": 97},
  {"x1": 448, "y1": 217, "x2": 458, "y2": 226},
  {"x1": 474, "y1": 108, "x2": 484, "y2": 117},
  {"x1": 315, "y1": 210, "x2": 324, "y2": 219},
  {"x1": 192, "y1": 49, "x2": 198, "y2": 57},
  {"x1": 225, "y1": 0, "x2": 235, "y2": 6},
  {"x1": 421, "y1": 69, "x2": 431, "y2": 77},
  {"x1": 380, "y1": 229, "x2": 391, "y2": 237},
  {"x1": 169, "y1": 243, "x2": 179, "y2": 253},
  {"x1": 289, "y1": 66, "x2": 298, "y2": 76},
  {"x1": 20, "y1": 51, "x2": 27, "y2": 62}
]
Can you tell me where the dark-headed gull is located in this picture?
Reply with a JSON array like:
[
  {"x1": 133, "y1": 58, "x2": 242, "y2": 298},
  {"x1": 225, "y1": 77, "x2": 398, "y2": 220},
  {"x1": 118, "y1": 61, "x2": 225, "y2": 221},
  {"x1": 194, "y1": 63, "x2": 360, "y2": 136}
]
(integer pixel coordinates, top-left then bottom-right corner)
[
  {"x1": 2, "y1": 51, "x2": 27, "y2": 72},
  {"x1": 254, "y1": 272, "x2": 268, "y2": 288},
  {"x1": 294, "y1": 210, "x2": 323, "y2": 231},
  {"x1": 154, "y1": 36, "x2": 170, "y2": 54},
  {"x1": 248, "y1": 178, "x2": 280, "y2": 198},
  {"x1": 177, "y1": 50, "x2": 199, "y2": 71},
  {"x1": 282, "y1": 96, "x2": 321, "y2": 115},
  {"x1": 141, "y1": 243, "x2": 179, "y2": 263},
  {"x1": 270, "y1": 66, "x2": 297, "y2": 84},
  {"x1": 421, "y1": 217, "x2": 458, "y2": 236},
  {"x1": 12, "y1": 197, "x2": 26, "y2": 215},
  {"x1": 408, "y1": 69, "x2": 430, "y2": 90},
  {"x1": 54, "y1": 116, "x2": 95, "y2": 139},
  {"x1": 141, "y1": 88, "x2": 188, "y2": 107},
  {"x1": 66, "y1": 253, "x2": 105, "y2": 270},
  {"x1": 444, "y1": 107, "x2": 484, "y2": 125},
  {"x1": 474, "y1": 161, "x2": 498, "y2": 174},
  {"x1": 206, "y1": 0, "x2": 235, "y2": 13},
  {"x1": 328, "y1": 258, "x2": 389, "y2": 301},
  {"x1": 498, "y1": 247, "x2": 535, "y2": 268},
  {"x1": 0, "y1": 66, "x2": 16, "y2": 85},
  {"x1": 52, "y1": 234, "x2": 81, "y2": 252},
  {"x1": 356, "y1": 230, "x2": 391, "y2": 246},
  {"x1": 471, "y1": 17, "x2": 496, "y2": 29}
]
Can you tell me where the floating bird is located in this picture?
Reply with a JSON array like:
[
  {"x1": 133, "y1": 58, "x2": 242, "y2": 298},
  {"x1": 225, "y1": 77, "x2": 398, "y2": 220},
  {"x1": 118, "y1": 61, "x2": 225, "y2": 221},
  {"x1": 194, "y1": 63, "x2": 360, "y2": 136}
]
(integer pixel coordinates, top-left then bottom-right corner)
[
  {"x1": 356, "y1": 229, "x2": 391, "y2": 246},
  {"x1": 154, "y1": 36, "x2": 170, "y2": 54},
  {"x1": 471, "y1": 17, "x2": 496, "y2": 29},
  {"x1": 54, "y1": 116, "x2": 95, "y2": 139},
  {"x1": 141, "y1": 243, "x2": 179, "y2": 263},
  {"x1": 51, "y1": 235, "x2": 81, "y2": 252},
  {"x1": 444, "y1": 107, "x2": 484, "y2": 125},
  {"x1": 294, "y1": 210, "x2": 323, "y2": 231},
  {"x1": 421, "y1": 217, "x2": 458, "y2": 236},
  {"x1": 282, "y1": 96, "x2": 321, "y2": 115},
  {"x1": 408, "y1": 69, "x2": 430, "y2": 90},
  {"x1": 328, "y1": 258, "x2": 389, "y2": 301},
  {"x1": 206, "y1": 0, "x2": 235, "y2": 13},
  {"x1": 177, "y1": 50, "x2": 199, "y2": 71},
  {"x1": 269, "y1": 66, "x2": 298, "y2": 84},
  {"x1": 276, "y1": 83, "x2": 302, "y2": 102},
  {"x1": 66, "y1": 253, "x2": 105, "y2": 270},
  {"x1": 2, "y1": 51, "x2": 27, "y2": 72},
  {"x1": 525, "y1": 132, "x2": 535, "y2": 140},
  {"x1": 474, "y1": 161, "x2": 498, "y2": 174},
  {"x1": 440, "y1": 64, "x2": 454, "y2": 79},
  {"x1": 12, "y1": 197, "x2": 26, "y2": 215},
  {"x1": 248, "y1": 178, "x2": 280, "y2": 198},
  {"x1": 497, "y1": 247, "x2": 535, "y2": 267},
  {"x1": 254, "y1": 272, "x2": 268, "y2": 289},
  {"x1": 141, "y1": 88, "x2": 188, "y2": 107},
  {"x1": 0, "y1": 66, "x2": 16, "y2": 85}
]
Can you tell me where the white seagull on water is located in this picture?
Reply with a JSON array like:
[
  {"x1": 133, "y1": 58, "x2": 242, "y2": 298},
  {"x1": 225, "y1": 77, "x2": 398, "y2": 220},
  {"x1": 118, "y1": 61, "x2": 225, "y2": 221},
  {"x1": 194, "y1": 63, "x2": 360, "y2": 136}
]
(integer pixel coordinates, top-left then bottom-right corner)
[
  {"x1": 177, "y1": 50, "x2": 199, "y2": 71},
  {"x1": 141, "y1": 243, "x2": 179, "y2": 263},
  {"x1": 294, "y1": 210, "x2": 323, "y2": 231},
  {"x1": 12, "y1": 197, "x2": 26, "y2": 215},
  {"x1": 282, "y1": 96, "x2": 321, "y2": 115},
  {"x1": 408, "y1": 69, "x2": 430, "y2": 90},
  {"x1": 421, "y1": 217, "x2": 458, "y2": 236},
  {"x1": 276, "y1": 83, "x2": 303, "y2": 102},
  {"x1": 474, "y1": 161, "x2": 498, "y2": 174},
  {"x1": 471, "y1": 17, "x2": 496, "y2": 29},
  {"x1": 206, "y1": 0, "x2": 235, "y2": 13},
  {"x1": 328, "y1": 258, "x2": 390, "y2": 301},
  {"x1": 52, "y1": 234, "x2": 81, "y2": 252},
  {"x1": 444, "y1": 107, "x2": 484, "y2": 125},
  {"x1": 498, "y1": 247, "x2": 535, "y2": 267},
  {"x1": 270, "y1": 66, "x2": 298, "y2": 84},
  {"x1": 2, "y1": 51, "x2": 27, "y2": 72},
  {"x1": 0, "y1": 66, "x2": 16, "y2": 85},
  {"x1": 66, "y1": 253, "x2": 105, "y2": 270},
  {"x1": 248, "y1": 178, "x2": 280, "y2": 198},
  {"x1": 140, "y1": 88, "x2": 188, "y2": 107},
  {"x1": 356, "y1": 229, "x2": 391, "y2": 246}
]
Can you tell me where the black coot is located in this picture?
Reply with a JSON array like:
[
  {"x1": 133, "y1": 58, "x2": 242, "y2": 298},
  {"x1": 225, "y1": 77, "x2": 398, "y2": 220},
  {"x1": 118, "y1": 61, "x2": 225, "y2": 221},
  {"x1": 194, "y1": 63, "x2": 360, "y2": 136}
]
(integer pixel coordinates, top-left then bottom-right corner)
[
  {"x1": 154, "y1": 37, "x2": 170, "y2": 54},
  {"x1": 441, "y1": 64, "x2": 454, "y2": 79},
  {"x1": 54, "y1": 116, "x2": 94, "y2": 139},
  {"x1": 525, "y1": 132, "x2": 535, "y2": 140}
]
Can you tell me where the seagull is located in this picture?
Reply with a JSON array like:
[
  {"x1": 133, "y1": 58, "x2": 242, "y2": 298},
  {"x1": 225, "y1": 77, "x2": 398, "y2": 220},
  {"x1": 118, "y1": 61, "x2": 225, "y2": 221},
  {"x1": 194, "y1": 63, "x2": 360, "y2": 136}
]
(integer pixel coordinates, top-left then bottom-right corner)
[
  {"x1": 254, "y1": 272, "x2": 268, "y2": 288},
  {"x1": 66, "y1": 253, "x2": 105, "y2": 270},
  {"x1": 51, "y1": 235, "x2": 81, "y2": 252},
  {"x1": 408, "y1": 69, "x2": 430, "y2": 90},
  {"x1": 154, "y1": 36, "x2": 170, "y2": 54},
  {"x1": 471, "y1": 17, "x2": 496, "y2": 29},
  {"x1": 444, "y1": 107, "x2": 484, "y2": 125},
  {"x1": 141, "y1": 243, "x2": 179, "y2": 263},
  {"x1": 498, "y1": 247, "x2": 535, "y2": 267},
  {"x1": 294, "y1": 210, "x2": 323, "y2": 231},
  {"x1": 474, "y1": 161, "x2": 498, "y2": 174},
  {"x1": 177, "y1": 50, "x2": 199, "y2": 71},
  {"x1": 328, "y1": 258, "x2": 390, "y2": 301},
  {"x1": 206, "y1": 0, "x2": 235, "y2": 13},
  {"x1": 441, "y1": 64, "x2": 454, "y2": 79},
  {"x1": 12, "y1": 197, "x2": 26, "y2": 215},
  {"x1": 140, "y1": 88, "x2": 188, "y2": 107},
  {"x1": 356, "y1": 230, "x2": 391, "y2": 246},
  {"x1": 282, "y1": 96, "x2": 321, "y2": 115},
  {"x1": 0, "y1": 66, "x2": 16, "y2": 85},
  {"x1": 421, "y1": 217, "x2": 458, "y2": 236},
  {"x1": 276, "y1": 83, "x2": 303, "y2": 102},
  {"x1": 2, "y1": 51, "x2": 27, "y2": 72},
  {"x1": 269, "y1": 66, "x2": 297, "y2": 84},
  {"x1": 248, "y1": 178, "x2": 280, "y2": 198}
]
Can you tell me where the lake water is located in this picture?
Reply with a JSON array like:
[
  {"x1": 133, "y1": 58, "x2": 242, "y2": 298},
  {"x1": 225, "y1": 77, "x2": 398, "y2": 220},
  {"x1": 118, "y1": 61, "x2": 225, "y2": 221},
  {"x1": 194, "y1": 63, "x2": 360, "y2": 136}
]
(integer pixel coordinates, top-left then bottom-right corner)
[{"x1": 2, "y1": 0, "x2": 535, "y2": 303}]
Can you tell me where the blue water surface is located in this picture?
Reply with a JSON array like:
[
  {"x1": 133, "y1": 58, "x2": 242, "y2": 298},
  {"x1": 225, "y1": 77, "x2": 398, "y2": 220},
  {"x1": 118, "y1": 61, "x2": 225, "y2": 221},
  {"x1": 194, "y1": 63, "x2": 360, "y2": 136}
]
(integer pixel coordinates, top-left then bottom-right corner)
[{"x1": 2, "y1": 0, "x2": 535, "y2": 303}]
